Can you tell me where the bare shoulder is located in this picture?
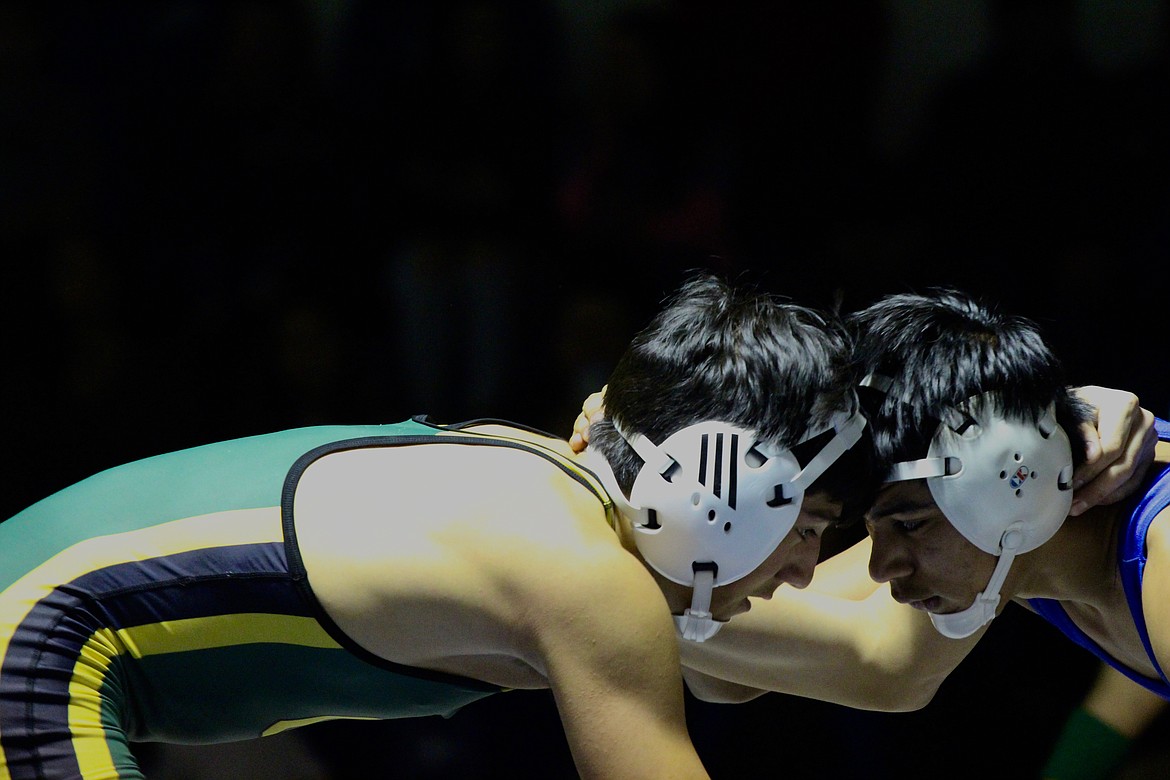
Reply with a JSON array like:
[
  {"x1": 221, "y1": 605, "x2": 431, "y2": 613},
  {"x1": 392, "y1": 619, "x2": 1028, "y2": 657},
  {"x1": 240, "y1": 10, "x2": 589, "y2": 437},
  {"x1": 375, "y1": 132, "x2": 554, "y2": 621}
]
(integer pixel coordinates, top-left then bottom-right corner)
[
  {"x1": 290, "y1": 437, "x2": 648, "y2": 678},
  {"x1": 1142, "y1": 448, "x2": 1170, "y2": 570},
  {"x1": 458, "y1": 422, "x2": 578, "y2": 459},
  {"x1": 292, "y1": 433, "x2": 611, "y2": 556},
  {"x1": 1141, "y1": 499, "x2": 1170, "y2": 670}
]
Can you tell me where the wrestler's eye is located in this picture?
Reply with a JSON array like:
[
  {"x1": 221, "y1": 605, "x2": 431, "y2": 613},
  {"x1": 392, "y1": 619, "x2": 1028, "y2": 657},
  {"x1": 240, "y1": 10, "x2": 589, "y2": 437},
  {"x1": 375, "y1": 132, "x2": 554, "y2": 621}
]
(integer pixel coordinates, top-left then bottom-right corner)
[{"x1": 894, "y1": 519, "x2": 925, "y2": 534}]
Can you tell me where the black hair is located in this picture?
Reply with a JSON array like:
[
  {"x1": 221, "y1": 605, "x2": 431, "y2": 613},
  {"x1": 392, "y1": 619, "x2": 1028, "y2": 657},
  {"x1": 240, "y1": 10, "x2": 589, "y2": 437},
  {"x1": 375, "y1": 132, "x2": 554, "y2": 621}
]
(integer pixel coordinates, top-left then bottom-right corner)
[
  {"x1": 849, "y1": 288, "x2": 1092, "y2": 468},
  {"x1": 588, "y1": 272, "x2": 876, "y2": 524}
]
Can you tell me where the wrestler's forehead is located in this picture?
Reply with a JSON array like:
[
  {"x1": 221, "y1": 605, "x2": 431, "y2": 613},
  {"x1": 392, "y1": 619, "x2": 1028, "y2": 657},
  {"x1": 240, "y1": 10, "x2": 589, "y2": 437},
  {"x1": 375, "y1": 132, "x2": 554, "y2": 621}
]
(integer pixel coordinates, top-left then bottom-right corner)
[{"x1": 866, "y1": 481, "x2": 938, "y2": 521}]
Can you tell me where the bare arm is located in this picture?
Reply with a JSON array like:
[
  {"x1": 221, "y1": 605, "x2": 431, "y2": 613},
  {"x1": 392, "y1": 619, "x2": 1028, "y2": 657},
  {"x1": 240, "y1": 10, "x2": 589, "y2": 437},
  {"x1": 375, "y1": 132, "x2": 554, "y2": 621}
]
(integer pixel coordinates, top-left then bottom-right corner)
[
  {"x1": 1081, "y1": 663, "x2": 1166, "y2": 740},
  {"x1": 1040, "y1": 663, "x2": 1165, "y2": 780},
  {"x1": 680, "y1": 539, "x2": 983, "y2": 711},
  {"x1": 682, "y1": 667, "x2": 768, "y2": 704},
  {"x1": 537, "y1": 548, "x2": 710, "y2": 779}
]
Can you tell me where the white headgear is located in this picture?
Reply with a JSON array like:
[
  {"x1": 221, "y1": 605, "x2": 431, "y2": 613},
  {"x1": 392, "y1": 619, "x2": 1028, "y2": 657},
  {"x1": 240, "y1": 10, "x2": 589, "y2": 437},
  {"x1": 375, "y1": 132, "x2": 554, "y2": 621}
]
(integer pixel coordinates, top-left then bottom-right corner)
[
  {"x1": 618, "y1": 410, "x2": 866, "y2": 641},
  {"x1": 884, "y1": 391, "x2": 1073, "y2": 638}
]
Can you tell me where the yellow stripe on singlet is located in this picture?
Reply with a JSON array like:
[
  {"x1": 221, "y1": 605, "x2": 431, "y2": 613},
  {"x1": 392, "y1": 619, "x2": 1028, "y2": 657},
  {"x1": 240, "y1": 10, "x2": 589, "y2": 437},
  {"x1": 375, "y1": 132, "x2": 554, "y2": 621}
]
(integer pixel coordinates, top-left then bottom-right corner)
[
  {"x1": 0, "y1": 507, "x2": 283, "y2": 780},
  {"x1": 69, "y1": 630, "x2": 124, "y2": 779},
  {"x1": 65, "y1": 614, "x2": 340, "y2": 778},
  {"x1": 115, "y1": 612, "x2": 338, "y2": 658},
  {"x1": 261, "y1": 714, "x2": 381, "y2": 737}
]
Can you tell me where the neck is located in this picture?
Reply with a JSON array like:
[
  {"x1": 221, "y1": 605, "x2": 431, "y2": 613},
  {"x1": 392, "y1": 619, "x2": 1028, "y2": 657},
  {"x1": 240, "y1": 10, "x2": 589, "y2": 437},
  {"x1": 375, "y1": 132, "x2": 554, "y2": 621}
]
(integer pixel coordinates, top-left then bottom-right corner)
[
  {"x1": 575, "y1": 447, "x2": 696, "y2": 617},
  {"x1": 1008, "y1": 503, "x2": 1124, "y2": 604},
  {"x1": 574, "y1": 449, "x2": 645, "y2": 550}
]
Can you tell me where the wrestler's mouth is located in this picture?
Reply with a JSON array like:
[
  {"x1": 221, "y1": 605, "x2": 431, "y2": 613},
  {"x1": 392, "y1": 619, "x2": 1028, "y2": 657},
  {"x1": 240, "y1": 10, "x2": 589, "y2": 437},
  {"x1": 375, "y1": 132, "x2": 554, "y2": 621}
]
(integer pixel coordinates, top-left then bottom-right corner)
[
  {"x1": 712, "y1": 598, "x2": 752, "y2": 621},
  {"x1": 894, "y1": 593, "x2": 943, "y2": 612}
]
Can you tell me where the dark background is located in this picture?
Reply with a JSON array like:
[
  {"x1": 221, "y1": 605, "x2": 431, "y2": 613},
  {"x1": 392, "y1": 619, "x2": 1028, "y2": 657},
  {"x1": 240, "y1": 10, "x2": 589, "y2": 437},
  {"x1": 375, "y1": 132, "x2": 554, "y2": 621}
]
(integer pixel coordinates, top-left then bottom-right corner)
[{"x1": 2, "y1": 1, "x2": 1168, "y2": 778}]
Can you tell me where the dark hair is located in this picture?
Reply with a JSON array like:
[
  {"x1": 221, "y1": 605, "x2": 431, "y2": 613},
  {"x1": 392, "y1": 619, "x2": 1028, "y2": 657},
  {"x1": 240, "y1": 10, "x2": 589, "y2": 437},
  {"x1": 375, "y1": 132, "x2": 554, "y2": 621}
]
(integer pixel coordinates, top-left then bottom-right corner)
[
  {"x1": 849, "y1": 288, "x2": 1092, "y2": 467},
  {"x1": 588, "y1": 273, "x2": 875, "y2": 522}
]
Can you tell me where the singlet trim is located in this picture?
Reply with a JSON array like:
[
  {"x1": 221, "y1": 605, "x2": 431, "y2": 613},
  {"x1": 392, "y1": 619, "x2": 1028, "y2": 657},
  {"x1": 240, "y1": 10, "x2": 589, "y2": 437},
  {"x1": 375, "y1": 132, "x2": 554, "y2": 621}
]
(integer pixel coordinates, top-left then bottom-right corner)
[
  {"x1": 280, "y1": 420, "x2": 615, "y2": 692},
  {"x1": 1027, "y1": 417, "x2": 1170, "y2": 696}
]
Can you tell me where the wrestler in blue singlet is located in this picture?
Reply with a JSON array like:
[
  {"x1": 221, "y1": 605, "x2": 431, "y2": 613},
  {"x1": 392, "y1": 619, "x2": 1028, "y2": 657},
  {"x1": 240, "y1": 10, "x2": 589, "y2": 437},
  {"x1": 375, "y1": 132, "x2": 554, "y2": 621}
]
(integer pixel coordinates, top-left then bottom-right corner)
[{"x1": 1029, "y1": 417, "x2": 1170, "y2": 697}]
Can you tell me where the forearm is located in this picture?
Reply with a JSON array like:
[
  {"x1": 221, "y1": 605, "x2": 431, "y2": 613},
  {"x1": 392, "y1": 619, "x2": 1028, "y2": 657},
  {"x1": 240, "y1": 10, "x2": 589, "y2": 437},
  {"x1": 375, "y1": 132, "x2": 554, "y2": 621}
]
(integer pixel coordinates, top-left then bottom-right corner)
[
  {"x1": 1082, "y1": 664, "x2": 1166, "y2": 739},
  {"x1": 680, "y1": 586, "x2": 978, "y2": 712},
  {"x1": 555, "y1": 660, "x2": 710, "y2": 778},
  {"x1": 1040, "y1": 664, "x2": 1162, "y2": 780},
  {"x1": 683, "y1": 667, "x2": 768, "y2": 704}
]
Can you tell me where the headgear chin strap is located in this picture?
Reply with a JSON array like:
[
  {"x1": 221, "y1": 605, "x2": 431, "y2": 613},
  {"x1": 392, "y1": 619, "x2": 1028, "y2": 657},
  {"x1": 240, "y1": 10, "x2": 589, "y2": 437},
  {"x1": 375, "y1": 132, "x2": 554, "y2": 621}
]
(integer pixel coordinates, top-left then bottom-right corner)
[
  {"x1": 930, "y1": 527, "x2": 1023, "y2": 638},
  {"x1": 674, "y1": 563, "x2": 723, "y2": 641},
  {"x1": 576, "y1": 449, "x2": 729, "y2": 643},
  {"x1": 617, "y1": 410, "x2": 865, "y2": 642},
  {"x1": 882, "y1": 389, "x2": 1074, "y2": 639}
]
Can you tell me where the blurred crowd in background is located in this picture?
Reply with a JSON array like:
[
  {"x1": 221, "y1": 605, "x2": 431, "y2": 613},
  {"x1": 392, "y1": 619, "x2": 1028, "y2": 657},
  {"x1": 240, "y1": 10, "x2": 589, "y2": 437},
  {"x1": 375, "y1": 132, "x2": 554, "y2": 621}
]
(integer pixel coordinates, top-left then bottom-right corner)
[{"x1": 2, "y1": 1, "x2": 1168, "y2": 777}]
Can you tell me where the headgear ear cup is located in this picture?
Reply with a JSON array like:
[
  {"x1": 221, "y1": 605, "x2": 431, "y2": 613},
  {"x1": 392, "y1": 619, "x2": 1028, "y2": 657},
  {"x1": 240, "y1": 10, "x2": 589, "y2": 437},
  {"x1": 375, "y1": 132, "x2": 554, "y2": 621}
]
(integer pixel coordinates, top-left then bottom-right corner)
[
  {"x1": 616, "y1": 410, "x2": 865, "y2": 641},
  {"x1": 628, "y1": 422, "x2": 804, "y2": 586},
  {"x1": 890, "y1": 395, "x2": 1073, "y2": 554},
  {"x1": 885, "y1": 393, "x2": 1074, "y2": 637}
]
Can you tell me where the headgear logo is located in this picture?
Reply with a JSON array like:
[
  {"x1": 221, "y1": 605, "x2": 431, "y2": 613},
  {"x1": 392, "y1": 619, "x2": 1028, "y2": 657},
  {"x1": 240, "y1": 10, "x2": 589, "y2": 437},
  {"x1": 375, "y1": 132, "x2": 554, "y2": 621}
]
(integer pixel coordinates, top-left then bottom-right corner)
[{"x1": 1009, "y1": 465, "x2": 1030, "y2": 490}]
